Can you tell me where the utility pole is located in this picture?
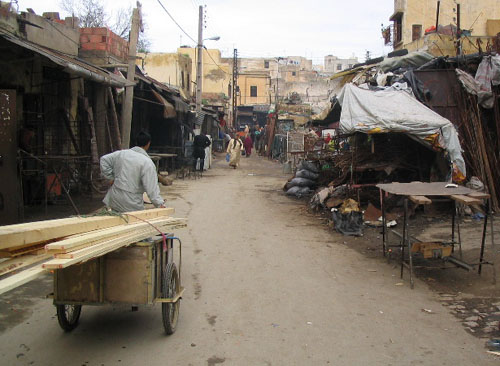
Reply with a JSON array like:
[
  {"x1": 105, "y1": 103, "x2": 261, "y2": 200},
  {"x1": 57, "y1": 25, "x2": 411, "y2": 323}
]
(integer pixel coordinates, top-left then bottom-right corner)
[
  {"x1": 195, "y1": 5, "x2": 203, "y2": 116},
  {"x1": 456, "y1": 3, "x2": 462, "y2": 56},
  {"x1": 120, "y1": 2, "x2": 142, "y2": 149},
  {"x1": 232, "y1": 48, "x2": 238, "y2": 128}
]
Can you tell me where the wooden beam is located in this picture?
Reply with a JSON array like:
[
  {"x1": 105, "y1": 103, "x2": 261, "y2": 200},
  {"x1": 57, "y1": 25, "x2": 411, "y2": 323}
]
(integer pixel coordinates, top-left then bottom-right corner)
[
  {"x1": 120, "y1": 5, "x2": 142, "y2": 148},
  {"x1": 409, "y1": 195, "x2": 432, "y2": 205},
  {"x1": 0, "y1": 266, "x2": 47, "y2": 296},
  {"x1": 0, "y1": 253, "x2": 52, "y2": 276},
  {"x1": 43, "y1": 219, "x2": 187, "y2": 269},
  {"x1": 450, "y1": 195, "x2": 482, "y2": 205},
  {"x1": 47, "y1": 217, "x2": 184, "y2": 254},
  {"x1": 0, "y1": 208, "x2": 174, "y2": 251},
  {"x1": 467, "y1": 192, "x2": 490, "y2": 199}
]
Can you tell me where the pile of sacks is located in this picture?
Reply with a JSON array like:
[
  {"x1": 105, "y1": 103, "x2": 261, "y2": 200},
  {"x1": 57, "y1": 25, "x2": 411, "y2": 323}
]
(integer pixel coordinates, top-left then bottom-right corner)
[{"x1": 284, "y1": 161, "x2": 319, "y2": 197}]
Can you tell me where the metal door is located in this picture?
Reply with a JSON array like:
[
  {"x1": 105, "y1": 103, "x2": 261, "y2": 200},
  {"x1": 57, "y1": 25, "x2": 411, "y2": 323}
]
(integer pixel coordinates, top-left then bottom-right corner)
[{"x1": 0, "y1": 90, "x2": 20, "y2": 224}]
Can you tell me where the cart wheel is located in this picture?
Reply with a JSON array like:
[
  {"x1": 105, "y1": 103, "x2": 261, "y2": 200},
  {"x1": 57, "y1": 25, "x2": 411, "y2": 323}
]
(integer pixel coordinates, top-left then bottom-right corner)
[
  {"x1": 162, "y1": 263, "x2": 180, "y2": 335},
  {"x1": 56, "y1": 304, "x2": 82, "y2": 332}
]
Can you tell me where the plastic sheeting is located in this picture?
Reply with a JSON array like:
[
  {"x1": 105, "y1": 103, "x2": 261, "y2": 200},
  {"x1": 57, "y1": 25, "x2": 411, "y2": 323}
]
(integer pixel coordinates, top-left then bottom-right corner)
[
  {"x1": 337, "y1": 84, "x2": 466, "y2": 181},
  {"x1": 378, "y1": 51, "x2": 434, "y2": 73}
]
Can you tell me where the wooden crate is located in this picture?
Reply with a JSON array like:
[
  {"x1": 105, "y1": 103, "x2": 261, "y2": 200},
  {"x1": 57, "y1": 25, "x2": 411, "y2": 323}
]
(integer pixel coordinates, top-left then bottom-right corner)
[
  {"x1": 411, "y1": 242, "x2": 452, "y2": 259},
  {"x1": 54, "y1": 241, "x2": 156, "y2": 305}
]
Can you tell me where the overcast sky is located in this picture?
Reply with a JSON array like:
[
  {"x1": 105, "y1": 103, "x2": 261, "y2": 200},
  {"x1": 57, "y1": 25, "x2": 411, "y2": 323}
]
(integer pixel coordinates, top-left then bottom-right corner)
[{"x1": 16, "y1": 0, "x2": 394, "y2": 63}]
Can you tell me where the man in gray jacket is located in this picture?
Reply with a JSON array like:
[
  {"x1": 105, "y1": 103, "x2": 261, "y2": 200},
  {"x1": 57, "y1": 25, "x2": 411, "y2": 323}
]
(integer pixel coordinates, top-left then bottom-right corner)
[{"x1": 100, "y1": 131, "x2": 165, "y2": 212}]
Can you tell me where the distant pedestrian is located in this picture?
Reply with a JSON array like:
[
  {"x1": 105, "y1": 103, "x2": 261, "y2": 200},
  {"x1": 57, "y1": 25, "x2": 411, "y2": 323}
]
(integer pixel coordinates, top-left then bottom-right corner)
[
  {"x1": 192, "y1": 133, "x2": 211, "y2": 173},
  {"x1": 243, "y1": 135, "x2": 253, "y2": 157},
  {"x1": 227, "y1": 135, "x2": 243, "y2": 169}
]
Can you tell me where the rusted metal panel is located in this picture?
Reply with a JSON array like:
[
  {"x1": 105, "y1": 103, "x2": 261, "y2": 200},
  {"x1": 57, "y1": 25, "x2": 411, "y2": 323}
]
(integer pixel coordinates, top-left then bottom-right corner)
[
  {"x1": 0, "y1": 90, "x2": 21, "y2": 225},
  {"x1": 414, "y1": 70, "x2": 461, "y2": 126}
]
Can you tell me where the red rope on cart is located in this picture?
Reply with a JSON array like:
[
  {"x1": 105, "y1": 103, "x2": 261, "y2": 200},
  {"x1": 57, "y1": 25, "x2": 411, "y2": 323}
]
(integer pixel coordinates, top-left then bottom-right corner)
[{"x1": 125, "y1": 213, "x2": 168, "y2": 252}]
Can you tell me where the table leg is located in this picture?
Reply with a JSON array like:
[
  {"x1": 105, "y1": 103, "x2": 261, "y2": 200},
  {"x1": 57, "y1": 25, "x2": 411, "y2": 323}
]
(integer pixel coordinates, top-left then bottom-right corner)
[
  {"x1": 479, "y1": 200, "x2": 490, "y2": 275},
  {"x1": 381, "y1": 189, "x2": 387, "y2": 257},
  {"x1": 401, "y1": 197, "x2": 407, "y2": 279},
  {"x1": 405, "y1": 199, "x2": 414, "y2": 288},
  {"x1": 490, "y1": 198, "x2": 495, "y2": 249}
]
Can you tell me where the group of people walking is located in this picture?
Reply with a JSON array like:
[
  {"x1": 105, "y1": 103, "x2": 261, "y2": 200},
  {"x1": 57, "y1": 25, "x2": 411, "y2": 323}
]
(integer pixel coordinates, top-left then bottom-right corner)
[{"x1": 226, "y1": 125, "x2": 265, "y2": 169}]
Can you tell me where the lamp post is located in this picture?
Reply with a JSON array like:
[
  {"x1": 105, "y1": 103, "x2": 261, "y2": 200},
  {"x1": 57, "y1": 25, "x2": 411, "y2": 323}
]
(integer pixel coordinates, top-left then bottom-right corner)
[{"x1": 195, "y1": 5, "x2": 220, "y2": 116}]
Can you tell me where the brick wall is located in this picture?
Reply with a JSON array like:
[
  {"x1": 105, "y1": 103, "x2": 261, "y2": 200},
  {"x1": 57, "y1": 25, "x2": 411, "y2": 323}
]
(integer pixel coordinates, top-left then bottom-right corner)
[{"x1": 79, "y1": 28, "x2": 129, "y2": 62}]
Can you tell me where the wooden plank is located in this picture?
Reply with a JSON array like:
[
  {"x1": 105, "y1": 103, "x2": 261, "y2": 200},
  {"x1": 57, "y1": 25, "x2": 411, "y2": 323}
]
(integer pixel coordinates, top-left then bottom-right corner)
[
  {"x1": 43, "y1": 219, "x2": 187, "y2": 269},
  {"x1": 409, "y1": 195, "x2": 432, "y2": 205},
  {"x1": 450, "y1": 195, "x2": 482, "y2": 205},
  {"x1": 0, "y1": 253, "x2": 52, "y2": 276},
  {"x1": 467, "y1": 192, "x2": 490, "y2": 199},
  {"x1": 0, "y1": 208, "x2": 174, "y2": 251},
  {"x1": 52, "y1": 224, "x2": 165, "y2": 258},
  {"x1": 0, "y1": 266, "x2": 47, "y2": 295},
  {"x1": 45, "y1": 216, "x2": 180, "y2": 252}
]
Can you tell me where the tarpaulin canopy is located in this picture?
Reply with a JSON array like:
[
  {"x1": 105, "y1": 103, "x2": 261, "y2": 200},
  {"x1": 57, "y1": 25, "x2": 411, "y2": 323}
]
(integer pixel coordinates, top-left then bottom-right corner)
[{"x1": 337, "y1": 84, "x2": 466, "y2": 181}]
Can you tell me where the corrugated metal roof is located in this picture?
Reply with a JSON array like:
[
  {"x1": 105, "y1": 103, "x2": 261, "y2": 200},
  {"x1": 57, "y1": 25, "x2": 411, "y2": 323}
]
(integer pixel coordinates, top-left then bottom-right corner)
[{"x1": 0, "y1": 32, "x2": 133, "y2": 87}]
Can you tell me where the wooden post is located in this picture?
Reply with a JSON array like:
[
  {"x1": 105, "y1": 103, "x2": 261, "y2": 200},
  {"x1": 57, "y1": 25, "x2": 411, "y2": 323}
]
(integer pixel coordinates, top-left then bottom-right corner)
[
  {"x1": 107, "y1": 87, "x2": 122, "y2": 150},
  {"x1": 120, "y1": 3, "x2": 142, "y2": 149}
]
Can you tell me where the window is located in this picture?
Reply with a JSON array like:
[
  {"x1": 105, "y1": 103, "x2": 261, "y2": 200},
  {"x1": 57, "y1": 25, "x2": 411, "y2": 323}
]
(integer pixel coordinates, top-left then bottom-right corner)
[
  {"x1": 264, "y1": 60, "x2": 269, "y2": 68},
  {"x1": 337, "y1": 64, "x2": 342, "y2": 71},
  {"x1": 250, "y1": 86, "x2": 257, "y2": 97},
  {"x1": 412, "y1": 24, "x2": 422, "y2": 41},
  {"x1": 292, "y1": 71, "x2": 296, "y2": 76},
  {"x1": 181, "y1": 71, "x2": 185, "y2": 88},
  {"x1": 348, "y1": 64, "x2": 353, "y2": 68},
  {"x1": 394, "y1": 15, "x2": 403, "y2": 44}
]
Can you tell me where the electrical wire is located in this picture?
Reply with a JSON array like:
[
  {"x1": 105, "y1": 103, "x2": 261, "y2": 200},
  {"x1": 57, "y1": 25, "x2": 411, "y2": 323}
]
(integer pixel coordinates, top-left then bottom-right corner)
[
  {"x1": 156, "y1": 0, "x2": 197, "y2": 44},
  {"x1": 203, "y1": 46, "x2": 228, "y2": 74}
]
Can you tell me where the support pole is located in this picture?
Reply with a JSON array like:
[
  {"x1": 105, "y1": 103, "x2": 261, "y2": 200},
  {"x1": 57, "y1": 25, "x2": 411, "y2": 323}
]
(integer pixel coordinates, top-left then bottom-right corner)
[
  {"x1": 121, "y1": 3, "x2": 142, "y2": 149},
  {"x1": 195, "y1": 5, "x2": 203, "y2": 116},
  {"x1": 435, "y1": 1, "x2": 440, "y2": 31},
  {"x1": 232, "y1": 48, "x2": 238, "y2": 127}
]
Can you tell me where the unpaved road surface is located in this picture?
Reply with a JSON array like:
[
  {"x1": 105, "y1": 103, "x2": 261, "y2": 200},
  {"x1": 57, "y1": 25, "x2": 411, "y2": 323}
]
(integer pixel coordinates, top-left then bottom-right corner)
[{"x1": 0, "y1": 155, "x2": 497, "y2": 365}]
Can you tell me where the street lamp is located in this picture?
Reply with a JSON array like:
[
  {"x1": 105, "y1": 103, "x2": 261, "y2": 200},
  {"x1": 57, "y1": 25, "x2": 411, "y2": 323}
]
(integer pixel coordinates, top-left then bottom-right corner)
[{"x1": 195, "y1": 4, "x2": 220, "y2": 116}]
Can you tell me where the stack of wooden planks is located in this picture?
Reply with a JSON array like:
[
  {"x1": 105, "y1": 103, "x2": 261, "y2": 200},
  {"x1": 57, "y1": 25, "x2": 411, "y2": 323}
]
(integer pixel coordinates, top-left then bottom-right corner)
[{"x1": 0, "y1": 208, "x2": 186, "y2": 295}]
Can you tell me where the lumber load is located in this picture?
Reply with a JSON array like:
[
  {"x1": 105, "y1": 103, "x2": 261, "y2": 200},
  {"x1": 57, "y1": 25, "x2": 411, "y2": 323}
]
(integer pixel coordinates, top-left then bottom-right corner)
[
  {"x1": 0, "y1": 207, "x2": 174, "y2": 252},
  {"x1": 43, "y1": 217, "x2": 186, "y2": 269},
  {"x1": 0, "y1": 208, "x2": 186, "y2": 296},
  {"x1": 0, "y1": 266, "x2": 47, "y2": 296},
  {"x1": 0, "y1": 253, "x2": 52, "y2": 276}
]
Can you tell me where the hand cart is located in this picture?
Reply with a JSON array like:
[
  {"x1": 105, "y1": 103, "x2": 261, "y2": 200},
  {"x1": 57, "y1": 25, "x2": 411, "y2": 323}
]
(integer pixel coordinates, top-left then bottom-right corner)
[{"x1": 52, "y1": 234, "x2": 184, "y2": 335}]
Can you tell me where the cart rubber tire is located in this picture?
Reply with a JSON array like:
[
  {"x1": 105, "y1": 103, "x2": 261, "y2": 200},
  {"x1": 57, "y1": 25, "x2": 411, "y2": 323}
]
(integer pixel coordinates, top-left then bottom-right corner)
[
  {"x1": 56, "y1": 304, "x2": 82, "y2": 332},
  {"x1": 162, "y1": 263, "x2": 180, "y2": 335}
]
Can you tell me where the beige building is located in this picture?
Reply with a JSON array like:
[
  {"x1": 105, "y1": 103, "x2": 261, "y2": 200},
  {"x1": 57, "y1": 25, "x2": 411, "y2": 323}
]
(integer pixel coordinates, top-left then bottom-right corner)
[
  {"x1": 138, "y1": 52, "x2": 192, "y2": 99},
  {"x1": 237, "y1": 71, "x2": 272, "y2": 105},
  {"x1": 177, "y1": 47, "x2": 231, "y2": 104},
  {"x1": 390, "y1": 0, "x2": 500, "y2": 55},
  {"x1": 324, "y1": 55, "x2": 358, "y2": 73}
]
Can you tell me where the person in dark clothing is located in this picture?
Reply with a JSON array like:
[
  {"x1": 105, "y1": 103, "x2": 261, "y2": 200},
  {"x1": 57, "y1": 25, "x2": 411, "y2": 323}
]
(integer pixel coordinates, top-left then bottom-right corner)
[{"x1": 192, "y1": 133, "x2": 211, "y2": 172}]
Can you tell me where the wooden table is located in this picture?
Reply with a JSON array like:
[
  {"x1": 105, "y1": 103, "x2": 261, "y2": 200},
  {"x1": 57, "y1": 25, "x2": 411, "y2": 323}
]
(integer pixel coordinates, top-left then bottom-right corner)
[
  {"x1": 377, "y1": 182, "x2": 493, "y2": 288},
  {"x1": 149, "y1": 153, "x2": 178, "y2": 172}
]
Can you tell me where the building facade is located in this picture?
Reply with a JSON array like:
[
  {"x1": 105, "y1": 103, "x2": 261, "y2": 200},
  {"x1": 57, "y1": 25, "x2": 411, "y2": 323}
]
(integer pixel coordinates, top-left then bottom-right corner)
[
  {"x1": 324, "y1": 55, "x2": 358, "y2": 73},
  {"x1": 389, "y1": 0, "x2": 500, "y2": 55},
  {"x1": 138, "y1": 52, "x2": 192, "y2": 99}
]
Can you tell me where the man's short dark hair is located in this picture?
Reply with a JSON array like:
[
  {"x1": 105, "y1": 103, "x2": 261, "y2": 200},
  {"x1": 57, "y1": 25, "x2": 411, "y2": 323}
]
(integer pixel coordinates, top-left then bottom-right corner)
[{"x1": 136, "y1": 131, "x2": 151, "y2": 147}]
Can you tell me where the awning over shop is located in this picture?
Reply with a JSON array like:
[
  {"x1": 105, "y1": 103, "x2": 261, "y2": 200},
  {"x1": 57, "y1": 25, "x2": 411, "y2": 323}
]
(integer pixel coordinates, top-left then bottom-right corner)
[
  {"x1": 151, "y1": 90, "x2": 176, "y2": 119},
  {"x1": 338, "y1": 84, "x2": 466, "y2": 180},
  {"x1": 0, "y1": 32, "x2": 132, "y2": 88}
]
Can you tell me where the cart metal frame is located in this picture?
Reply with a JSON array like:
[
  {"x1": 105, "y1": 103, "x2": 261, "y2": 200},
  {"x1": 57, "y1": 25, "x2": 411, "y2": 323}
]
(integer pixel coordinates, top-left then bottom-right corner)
[{"x1": 52, "y1": 234, "x2": 184, "y2": 334}]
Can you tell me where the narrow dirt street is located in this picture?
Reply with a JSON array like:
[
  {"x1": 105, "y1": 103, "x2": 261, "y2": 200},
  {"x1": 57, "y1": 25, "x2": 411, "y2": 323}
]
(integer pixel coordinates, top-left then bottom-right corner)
[{"x1": 0, "y1": 155, "x2": 497, "y2": 365}]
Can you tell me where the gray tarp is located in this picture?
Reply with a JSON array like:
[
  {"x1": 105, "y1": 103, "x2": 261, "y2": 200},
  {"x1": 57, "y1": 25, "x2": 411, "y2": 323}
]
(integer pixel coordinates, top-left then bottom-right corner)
[
  {"x1": 379, "y1": 51, "x2": 434, "y2": 73},
  {"x1": 337, "y1": 84, "x2": 466, "y2": 180}
]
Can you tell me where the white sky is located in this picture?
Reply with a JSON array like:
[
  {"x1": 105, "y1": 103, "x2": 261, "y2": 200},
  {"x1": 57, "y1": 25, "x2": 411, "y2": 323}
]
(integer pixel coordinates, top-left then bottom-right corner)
[{"x1": 16, "y1": 0, "x2": 394, "y2": 63}]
